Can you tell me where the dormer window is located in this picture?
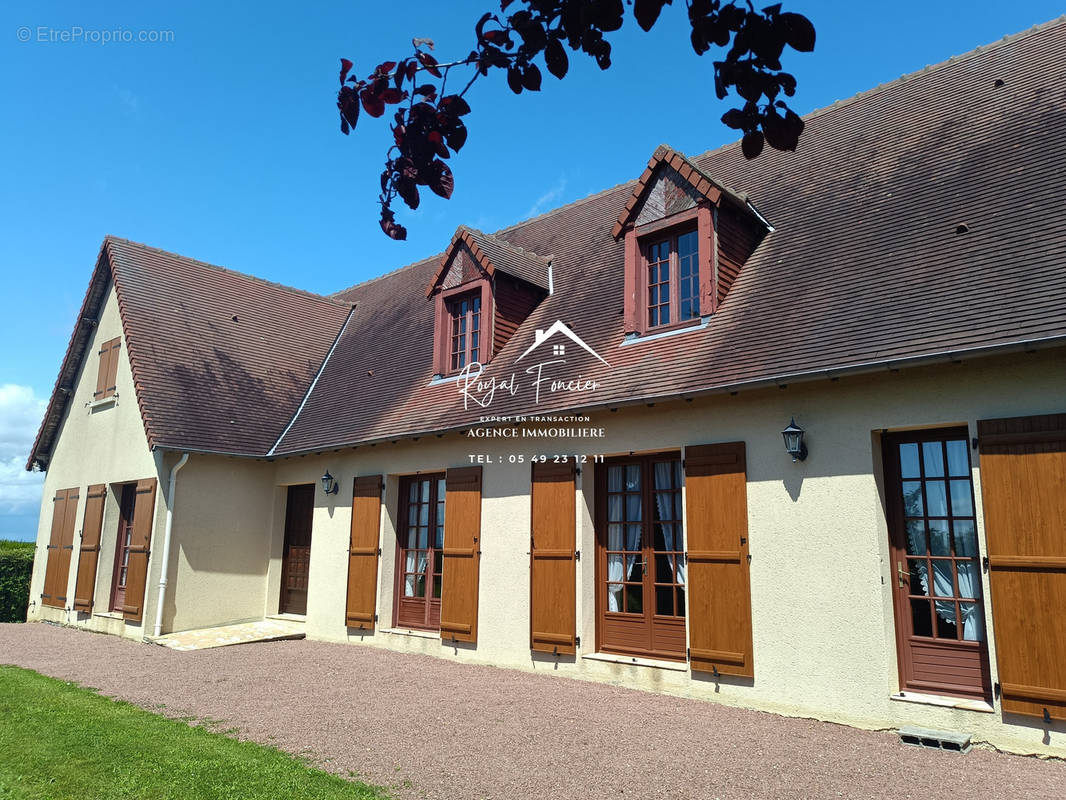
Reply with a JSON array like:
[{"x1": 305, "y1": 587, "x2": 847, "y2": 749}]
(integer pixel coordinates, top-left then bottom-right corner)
[
  {"x1": 428, "y1": 227, "x2": 550, "y2": 378},
  {"x1": 646, "y1": 229, "x2": 700, "y2": 328},
  {"x1": 614, "y1": 145, "x2": 770, "y2": 340},
  {"x1": 448, "y1": 291, "x2": 482, "y2": 371}
]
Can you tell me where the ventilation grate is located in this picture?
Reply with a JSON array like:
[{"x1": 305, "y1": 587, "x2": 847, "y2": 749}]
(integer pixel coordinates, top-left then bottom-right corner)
[{"x1": 898, "y1": 726, "x2": 972, "y2": 753}]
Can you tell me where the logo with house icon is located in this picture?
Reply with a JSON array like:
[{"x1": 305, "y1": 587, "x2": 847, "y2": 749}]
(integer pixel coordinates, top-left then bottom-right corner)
[{"x1": 515, "y1": 320, "x2": 609, "y2": 366}]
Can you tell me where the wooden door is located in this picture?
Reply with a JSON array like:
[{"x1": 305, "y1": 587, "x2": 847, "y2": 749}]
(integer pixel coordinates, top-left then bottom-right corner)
[
  {"x1": 394, "y1": 474, "x2": 446, "y2": 631},
  {"x1": 884, "y1": 428, "x2": 991, "y2": 700},
  {"x1": 530, "y1": 461, "x2": 577, "y2": 655},
  {"x1": 110, "y1": 484, "x2": 137, "y2": 613},
  {"x1": 280, "y1": 484, "x2": 315, "y2": 615},
  {"x1": 977, "y1": 413, "x2": 1066, "y2": 721},
  {"x1": 596, "y1": 454, "x2": 686, "y2": 660}
]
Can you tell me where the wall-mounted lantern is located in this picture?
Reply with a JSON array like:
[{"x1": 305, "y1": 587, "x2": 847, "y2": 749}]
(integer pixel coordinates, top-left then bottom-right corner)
[
  {"x1": 781, "y1": 418, "x2": 808, "y2": 462},
  {"x1": 321, "y1": 470, "x2": 339, "y2": 495}
]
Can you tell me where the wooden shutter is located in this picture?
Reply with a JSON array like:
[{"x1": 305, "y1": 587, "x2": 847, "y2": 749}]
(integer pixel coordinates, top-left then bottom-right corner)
[
  {"x1": 684, "y1": 442, "x2": 754, "y2": 677},
  {"x1": 530, "y1": 461, "x2": 577, "y2": 654},
  {"x1": 977, "y1": 414, "x2": 1066, "y2": 721},
  {"x1": 346, "y1": 475, "x2": 382, "y2": 629},
  {"x1": 439, "y1": 466, "x2": 482, "y2": 643},
  {"x1": 73, "y1": 484, "x2": 106, "y2": 612},
  {"x1": 119, "y1": 478, "x2": 156, "y2": 622},
  {"x1": 94, "y1": 337, "x2": 120, "y2": 400},
  {"x1": 42, "y1": 488, "x2": 77, "y2": 608}
]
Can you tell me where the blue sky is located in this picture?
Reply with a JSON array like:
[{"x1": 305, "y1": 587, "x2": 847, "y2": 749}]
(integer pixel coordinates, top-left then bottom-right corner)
[{"x1": 1, "y1": 1, "x2": 1061, "y2": 539}]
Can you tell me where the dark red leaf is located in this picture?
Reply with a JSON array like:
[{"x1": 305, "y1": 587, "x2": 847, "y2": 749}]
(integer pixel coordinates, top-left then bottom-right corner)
[
  {"x1": 360, "y1": 88, "x2": 385, "y2": 118},
  {"x1": 633, "y1": 0, "x2": 670, "y2": 32},
  {"x1": 429, "y1": 160, "x2": 454, "y2": 199},
  {"x1": 396, "y1": 175, "x2": 420, "y2": 209},
  {"x1": 375, "y1": 61, "x2": 398, "y2": 76},
  {"x1": 779, "y1": 12, "x2": 815, "y2": 52},
  {"x1": 440, "y1": 94, "x2": 471, "y2": 116},
  {"x1": 339, "y1": 58, "x2": 353, "y2": 86},
  {"x1": 507, "y1": 66, "x2": 523, "y2": 94},
  {"x1": 405, "y1": 60, "x2": 419, "y2": 80},
  {"x1": 741, "y1": 130, "x2": 764, "y2": 159},
  {"x1": 522, "y1": 63, "x2": 542, "y2": 92},
  {"x1": 380, "y1": 88, "x2": 406, "y2": 104},
  {"x1": 379, "y1": 209, "x2": 407, "y2": 240},
  {"x1": 544, "y1": 37, "x2": 569, "y2": 79},
  {"x1": 337, "y1": 85, "x2": 360, "y2": 133},
  {"x1": 413, "y1": 84, "x2": 437, "y2": 97},
  {"x1": 720, "y1": 107, "x2": 747, "y2": 130},
  {"x1": 444, "y1": 119, "x2": 468, "y2": 152},
  {"x1": 427, "y1": 130, "x2": 450, "y2": 159},
  {"x1": 416, "y1": 50, "x2": 443, "y2": 78}
]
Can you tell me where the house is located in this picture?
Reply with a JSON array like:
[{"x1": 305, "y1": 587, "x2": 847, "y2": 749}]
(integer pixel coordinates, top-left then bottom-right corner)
[{"x1": 25, "y1": 20, "x2": 1066, "y2": 757}]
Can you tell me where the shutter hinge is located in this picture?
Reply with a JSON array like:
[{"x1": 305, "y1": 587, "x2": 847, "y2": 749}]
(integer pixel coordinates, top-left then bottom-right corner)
[
  {"x1": 574, "y1": 550, "x2": 581, "y2": 561},
  {"x1": 982, "y1": 556, "x2": 989, "y2": 572},
  {"x1": 575, "y1": 467, "x2": 581, "y2": 476},
  {"x1": 994, "y1": 682, "x2": 1001, "y2": 699},
  {"x1": 971, "y1": 437, "x2": 979, "y2": 451},
  {"x1": 378, "y1": 547, "x2": 382, "y2": 556},
  {"x1": 374, "y1": 614, "x2": 379, "y2": 622},
  {"x1": 574, "y1": 636, "x2": 581, "y2": 647},
  {"x1": 1044, "y1": 708, "x2": 1053, "y2": 724},
  {"x1": 687, "y1": 647, "x2": 690, "y2": 659}
]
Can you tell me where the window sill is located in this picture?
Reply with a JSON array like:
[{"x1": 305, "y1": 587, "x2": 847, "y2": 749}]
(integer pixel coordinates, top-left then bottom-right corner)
[
  {"x1": 380, "y1": 627, "x2": 440, "y2": 640},
  {"x1": 582, "y1": 652, "x2": 688, "y2": 672},
  {"x1": 92, "y1": 611, "x2": 124, "y2": 620},
  {"x1": 88, "y1": 394, "x2": 118, "y2": 411},
  {"x1": 428, "y1": 373, "x2": 463, "y2": 387},
  {"x1": 621, "y1": 319, "x2": 710, "y2": 347},
  {"x1": 890, "y1": 691, "x2": 994, "y2": 713}
]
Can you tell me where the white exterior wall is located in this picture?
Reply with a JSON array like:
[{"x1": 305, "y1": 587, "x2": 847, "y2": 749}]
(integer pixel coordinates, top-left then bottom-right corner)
[
  {"x1": 27, "y1": 283, "x2": 166, "y2": 640},
  {"x1": 255, "y1": 348, "x2": 1065, "y2": 757}
]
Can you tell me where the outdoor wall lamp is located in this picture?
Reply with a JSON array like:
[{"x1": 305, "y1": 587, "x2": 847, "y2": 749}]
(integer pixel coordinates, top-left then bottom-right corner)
[
  {"x1": 321, "y1": 470, "x2": 339, "y2": 495},
  {"x1": 781, "y1": 418, "x2": 808, "y2": 462}
]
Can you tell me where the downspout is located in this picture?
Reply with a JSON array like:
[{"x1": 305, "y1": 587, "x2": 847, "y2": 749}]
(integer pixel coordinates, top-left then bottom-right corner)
[{"x1": 153, "y1": 452, "x2": 189, "y2": 638}]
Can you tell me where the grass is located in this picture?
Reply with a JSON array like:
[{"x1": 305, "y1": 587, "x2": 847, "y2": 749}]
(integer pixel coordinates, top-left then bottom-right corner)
[{"x1": 0, "y1": 666, "x2": 388, "y2": 799}]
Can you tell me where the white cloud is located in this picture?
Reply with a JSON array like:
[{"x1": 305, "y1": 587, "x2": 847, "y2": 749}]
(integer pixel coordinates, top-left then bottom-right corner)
[
  {"x1": 0, "y1": 385, "x2": 46, "y2": 517},
  {"x1": 525, "y1": 176, "x2": 568, "y2": 219}
]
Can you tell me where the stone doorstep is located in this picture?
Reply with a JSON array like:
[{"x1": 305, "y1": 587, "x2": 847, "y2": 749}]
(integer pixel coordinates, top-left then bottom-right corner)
[
  {"x1": 898, "y1": 725, "x2": 973, "y2": 754},
  {"x1": 150, "y1": 619, "x2": 306, "y2": 652}
]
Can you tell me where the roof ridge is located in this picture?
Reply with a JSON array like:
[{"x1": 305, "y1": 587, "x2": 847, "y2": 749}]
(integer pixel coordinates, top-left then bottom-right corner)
[
  {"x1": 103, "y1": 235, "x2": 352, "y2": 308},
  {"x1": 330, "y1": 252, "x2": 442, "y2": 298},
  {"x1": 327, "y1": 16, "x2": 1066, "y2": 299},
  {"x1": 797, "y1": 14, "x2": 1066, "y2": 126},
  {"x1": 460, "y1": 225, "x2": 551, "y2": 262}
]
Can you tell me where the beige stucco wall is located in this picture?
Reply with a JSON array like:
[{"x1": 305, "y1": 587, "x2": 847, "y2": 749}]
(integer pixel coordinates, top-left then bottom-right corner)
[
  {"x1": 27, "y1": 282, "x2": 166, "y2": 640},
  {"x1": 260, "y1": 347, "x2": 1066, "y2": 757},
  {"x1": 161, "y1": 456, "x2": 276, "y2": 633}
]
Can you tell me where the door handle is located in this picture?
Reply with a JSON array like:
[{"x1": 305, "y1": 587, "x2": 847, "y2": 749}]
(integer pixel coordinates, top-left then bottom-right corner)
[{"x1": 897, "y1": 561, "x2": 907, "y2": 589}]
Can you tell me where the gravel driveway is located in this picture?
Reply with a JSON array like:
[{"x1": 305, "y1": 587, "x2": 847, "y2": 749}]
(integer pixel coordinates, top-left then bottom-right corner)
[{"x1": 2, "y1": 623, "x2": 1063, "y2": 799}]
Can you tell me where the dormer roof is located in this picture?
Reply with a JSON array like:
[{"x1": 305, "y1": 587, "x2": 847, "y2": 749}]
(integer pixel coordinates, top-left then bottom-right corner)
[
  {"x1": 611, "y1": 144, "x2": 769, "y2": 239},
  {"x1": 427, "y1": 225, "x2": 550, "y2": 297}
]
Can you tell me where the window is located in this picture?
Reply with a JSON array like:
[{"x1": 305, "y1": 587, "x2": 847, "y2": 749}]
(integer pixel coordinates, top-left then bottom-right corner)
[
  {"x1": 395, "y1": 474, "x2": 446, "y2": 631},
  {"x1": 448, "y1": 293, "x2": 481, "y2": 371},
  {"x1": 110, "y1": 483, "x2": 136, "y2": 612},
  {"x1": 645, "y1": 230, "x2": 700, "y2": 328},
  {"x1": 94, "y1": 337, "x2": 121, "y2": 401}
]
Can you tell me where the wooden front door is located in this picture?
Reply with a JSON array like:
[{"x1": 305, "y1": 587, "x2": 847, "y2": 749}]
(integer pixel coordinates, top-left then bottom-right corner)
[
  {"x1": 279, "y1": 484, "x2": 315, "y2": 615},
  {"x1": 596, "y1": 454, "x2": 686, "y2": 660},
  {"x1": 883, "y1": 428, "x2": 992, "y2": 700},
  {"x1": 394, "y1": 474, "x2": 446, "y2": 631},
  {"x1": 110, "y1": 484, "x2": 136, "y2": 613}
]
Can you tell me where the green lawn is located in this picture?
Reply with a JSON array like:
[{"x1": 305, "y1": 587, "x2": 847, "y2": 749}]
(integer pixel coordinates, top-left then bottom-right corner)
[{"x1": 0, "y1": 666, "x2": 387, "y2": 799}]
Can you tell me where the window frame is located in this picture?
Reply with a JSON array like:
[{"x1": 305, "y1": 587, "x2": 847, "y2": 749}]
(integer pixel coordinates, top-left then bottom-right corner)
[
  {"x1": 432, "y1": 279, "x2": 492, "y2": 377},
  {"x1": 643, "y1": 228, "x2": 702, "y2": 330},
  {"x1": 393, "y1": 472, "x2": 447, "y2": 632},
  {"x1": 109, "y1": 483, "x2": 136, "y2": 613},
  {"x1": 446, "y1": 290, "x2": 483, "y2": 372},
  {"x1": 623, "y1": 204, "x2": 716, "y2": 338}
]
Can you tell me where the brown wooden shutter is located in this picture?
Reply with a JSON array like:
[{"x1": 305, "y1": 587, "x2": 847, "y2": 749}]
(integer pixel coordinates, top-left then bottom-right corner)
[
  {"x1": 73, "y1": 484, "x2": 106, "y2": 612},
  {"x1": 93, "y1": 337, "x2": 120, "y2": 400},
  {"x1": 439, "y1": 466, "x2": 482, "y2": 643},
  {"x1": 42, "y1": 488, "x2": 77, "y2": 608},
  {"x1": 684, "y1": 442, "x2": 754, "y2": 677},
  {"x1": 977, "y1": 414, "x2": 1066, "y2": 721},
  {"x1": 346, "y1": 475, "x2": 382, "y2": 629},
  {"x1": 530, "y1": 461, "x2": 577, "y2": 654},
  {"x1": 119, "y1": 478, "x2": 156, "y2": 622}
]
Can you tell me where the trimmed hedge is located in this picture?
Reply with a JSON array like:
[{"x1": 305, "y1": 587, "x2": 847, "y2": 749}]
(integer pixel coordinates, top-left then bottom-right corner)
[{"x1": 0, "y1": 540, "x2": 35, "y2": 623}]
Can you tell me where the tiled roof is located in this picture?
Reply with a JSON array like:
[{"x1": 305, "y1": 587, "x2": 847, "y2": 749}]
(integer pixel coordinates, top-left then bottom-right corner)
[
  {"x1": 28, "y1": 19, "x2": 1066, "y2": 465},
  {"x1": 274, "y1": 19, "x2": 1066, "y2": 454},
  {"x1": 428, "y1": 226, "x2": 551, "y2": 294},
  {"x1": 28, "y1": 237, "x2": 352, "y2": 466}
]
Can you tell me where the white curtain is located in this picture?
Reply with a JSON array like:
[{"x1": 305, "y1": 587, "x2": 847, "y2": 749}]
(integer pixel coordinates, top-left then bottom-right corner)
[
  {"x1": 907, "y1": 525, "x2": 984, "y2": 641},
  {"x1": 404, "y1": 550, "x2": 428, "y2": 597},
  {"x1": 607, "y1": 467, "x2": 641, "y2": 612},
  {"x1": 653, "y1": 462, "x2": 685, "y2": 588}
]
